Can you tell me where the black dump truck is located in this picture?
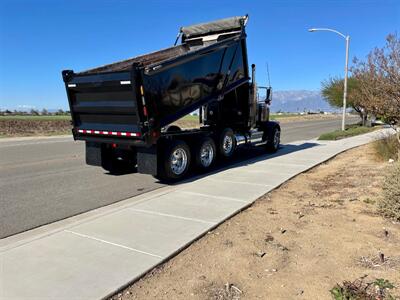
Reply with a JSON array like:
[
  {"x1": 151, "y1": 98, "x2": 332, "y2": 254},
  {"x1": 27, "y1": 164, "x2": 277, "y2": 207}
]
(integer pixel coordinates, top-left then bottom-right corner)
[{"x1": 62, "y1": 15, "x2": 280, "y2": 181}]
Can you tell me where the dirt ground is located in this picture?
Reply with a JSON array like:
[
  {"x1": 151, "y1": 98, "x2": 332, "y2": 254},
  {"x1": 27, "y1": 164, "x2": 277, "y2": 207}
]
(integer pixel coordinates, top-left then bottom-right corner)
[
  {"x1": 272, "y1": 113, "x2": 345, "y2": 123},
  {"x1": 173, "y1": 114, "x2": 345, "y2": 129},
  {"x1": 0, "y1": 114, "x2": 344, "y2": 137},
  {"x1": 111, "y1": 143, "x2": 400, "y2": 300},
  {"x1": 0, "y1": 119, "x2": 71, "y2": 137}
]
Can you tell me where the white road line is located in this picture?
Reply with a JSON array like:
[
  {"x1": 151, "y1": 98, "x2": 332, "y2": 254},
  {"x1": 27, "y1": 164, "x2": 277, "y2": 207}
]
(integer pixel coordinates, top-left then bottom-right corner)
[
  {"x1": 179, "y1": 191, "x2": 248, "y2": 203},
  {"x1": 64, "y1": 230, "x2": 163, "y2": 259},
  {"x1": 128, "y1": 208, "x2": 215, "y2": 225}
]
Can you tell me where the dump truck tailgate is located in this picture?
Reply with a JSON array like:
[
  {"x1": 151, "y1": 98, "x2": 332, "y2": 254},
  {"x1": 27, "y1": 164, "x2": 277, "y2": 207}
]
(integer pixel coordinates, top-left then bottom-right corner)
[{"x1": 63, "y1": 71, "x2": 143, "y2": 139}]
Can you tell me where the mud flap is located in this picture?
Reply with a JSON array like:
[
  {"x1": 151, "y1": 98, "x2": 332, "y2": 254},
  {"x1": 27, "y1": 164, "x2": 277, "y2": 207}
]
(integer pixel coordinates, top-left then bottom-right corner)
[
  {"x1": 137, "y1": 146, "x2": 157, "y2": 175},
  {"x1": 85, "y1": 142, "x2": 102, "y2": 166}
]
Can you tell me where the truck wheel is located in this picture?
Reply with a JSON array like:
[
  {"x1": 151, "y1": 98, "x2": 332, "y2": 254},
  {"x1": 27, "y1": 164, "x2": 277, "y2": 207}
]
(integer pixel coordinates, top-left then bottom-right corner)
[
  {"x1": 102, "y1": 159, "x2": 126, "y2": 174},
  {"x1": 101, "y1": 150, "x2": 137, "y2": 175},
  {"x1": 158, "y1": 140, "x2": 191, "y2": 181},
  {"x1": 219, "y1": 128, "x2": 236, "y2": 158},
  {"x1": 266, "y1": 127, "x2": 280, "y2": 153},
  {"x1": 195, "y1": 137, "x2": 216, "y2": 171},
  {"x1": 163, "y1": 125, "x2": 181, "y2": 133}
]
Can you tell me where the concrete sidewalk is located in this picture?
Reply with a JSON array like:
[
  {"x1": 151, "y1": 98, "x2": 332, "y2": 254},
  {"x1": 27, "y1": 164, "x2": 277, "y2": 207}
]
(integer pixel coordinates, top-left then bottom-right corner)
[{"x1": 0, "y1": 129, "x2": 393, "y2": 300}]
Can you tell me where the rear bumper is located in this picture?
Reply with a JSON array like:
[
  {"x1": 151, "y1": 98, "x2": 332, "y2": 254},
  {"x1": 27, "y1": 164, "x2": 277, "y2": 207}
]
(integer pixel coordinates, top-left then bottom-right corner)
[{"x1": 76, "y1": 135, "x2": 148, "y2": 147}]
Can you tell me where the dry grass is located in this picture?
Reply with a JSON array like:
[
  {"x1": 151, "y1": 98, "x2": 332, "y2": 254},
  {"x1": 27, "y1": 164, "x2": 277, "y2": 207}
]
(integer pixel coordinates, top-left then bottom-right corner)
[
  {"x1": 358, "y1": 253, "x2": 400, "y2": 270},
  {"x1": 379, "y1": 162, "x2": 400, "y2": 221},
  {"x1": 374, "y1": 134, "x2": 400, "y2": 161},
  {"x1": 330, "y1": 277, "x2": 396, "y2": 300},
  {"x1": 206, "y1": 283, "x2": 243, "y2": 300},
  {"x1": 318, "y1": 124, "x2": 376, "y2": 140}
]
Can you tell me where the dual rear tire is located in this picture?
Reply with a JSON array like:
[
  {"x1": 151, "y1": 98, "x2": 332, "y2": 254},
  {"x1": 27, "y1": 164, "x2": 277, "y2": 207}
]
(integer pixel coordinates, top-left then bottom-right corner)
[
  {"x1": 195, "y1": 137, "x2": 217, "y2": 171},
  {"x1": 157, "y1": 140, "x2": 191, "y2": 182},
  {"x1": 156, "y1": 127, "x2": 247, "y2": 182},
  {"x1": 155, "y1": 126, "x2": 280, "y2": 182},
  {"x1": 101, "y1": 148, "x2": 137, "y2": 175},
  {"x1": 156, "y1": 137, "x2": 218, "y2": 182}
]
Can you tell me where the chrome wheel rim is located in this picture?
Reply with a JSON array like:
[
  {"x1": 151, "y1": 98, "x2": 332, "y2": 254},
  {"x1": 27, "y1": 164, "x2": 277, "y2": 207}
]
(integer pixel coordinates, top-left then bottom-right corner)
[
  {"x1": 222, "y1": 135, "x2": 233, "y2": 155},
  {"x1": 273, "y1": 130, "x2": 280, "y2": 149},
  {"x1": 170, "y1": 148, "x2": 188, "y2": 175},
  {"x1": 200, "y1": 143, "x2": 214, "y2": 167}
]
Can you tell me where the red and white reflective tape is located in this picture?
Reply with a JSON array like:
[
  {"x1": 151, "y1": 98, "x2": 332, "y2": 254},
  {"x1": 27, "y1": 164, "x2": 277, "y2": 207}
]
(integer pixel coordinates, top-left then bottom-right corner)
[{"x1": 77, "y1": 129, "x2": 141, "y2": 137}]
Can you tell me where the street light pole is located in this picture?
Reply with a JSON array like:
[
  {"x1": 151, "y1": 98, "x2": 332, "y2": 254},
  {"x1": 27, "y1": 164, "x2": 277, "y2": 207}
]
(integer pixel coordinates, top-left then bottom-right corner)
[
  {"x1": 342, "y1": 35, "x2": 350, "y2": 131},
  {"x1": 308, "y1": 28, "x2": 350, "y2": 131}
]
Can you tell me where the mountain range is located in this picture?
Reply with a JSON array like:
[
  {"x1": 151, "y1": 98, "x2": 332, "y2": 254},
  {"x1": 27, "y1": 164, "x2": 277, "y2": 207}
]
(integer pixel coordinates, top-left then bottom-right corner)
[
  {"x1": 3, "y1": 90, "x2": 337, "y2": 114},
  {"x1": 269, "y1": 90, "x2": 338, "y2": 113}
]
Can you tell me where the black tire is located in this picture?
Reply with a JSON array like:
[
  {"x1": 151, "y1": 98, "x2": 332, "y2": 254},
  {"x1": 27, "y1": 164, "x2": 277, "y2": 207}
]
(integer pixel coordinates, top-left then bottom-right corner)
[
  {"x1": 101, "y1": 149, "x2": 137, "y2": 175},
  {"x1": 265, "y1": 126, "x2": 280, "y2": 153},
  {"x1": 194, "y1": 137, "x2": 217, "y2": 171},
  {"x1": 218, "y1": 128, "x2": 236, "y2": 158},
  {"x1": 157, "y1": 139, "x2": 191, "y2": 182},
  {"x1": 163, "y1": 125, "x2": 182, "y2": 133}
]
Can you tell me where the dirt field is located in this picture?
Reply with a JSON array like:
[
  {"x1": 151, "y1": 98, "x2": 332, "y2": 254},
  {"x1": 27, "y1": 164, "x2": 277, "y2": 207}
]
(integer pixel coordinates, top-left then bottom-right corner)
[
  {"x1": 110, "y1": 144, "x2": 400, "y2": 300},
  {"x1": 0, "y1": 114, "x2": 345, "y2": 137},
  {"x1": 0, "y1": 116, "x2": 71, "y2": 137},
  {"x1": 271, "y1": 113, "x2": 345, "y2": 123},
  {"x1": 172, "y1": 113, "x2": 345, "y2": 129}
]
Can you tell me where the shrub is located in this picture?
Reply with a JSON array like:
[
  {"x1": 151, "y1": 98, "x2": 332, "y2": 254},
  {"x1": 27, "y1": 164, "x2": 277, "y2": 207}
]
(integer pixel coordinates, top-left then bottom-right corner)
[
  {"x1": 379, "y1": 162, "x2": 400, "y2": 221},
  {"x1": 330, "y1": 277, "x2": 395, "y2": 300},
  {"x1": 374, "y1": 135, "x2": 400, "y2": 161}
]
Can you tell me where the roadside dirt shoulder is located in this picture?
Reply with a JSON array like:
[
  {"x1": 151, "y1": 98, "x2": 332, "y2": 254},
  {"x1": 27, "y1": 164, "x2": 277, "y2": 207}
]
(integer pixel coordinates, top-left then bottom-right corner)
[{"x1": 112, "y1": 143, "x2": 399, "y2": 299}]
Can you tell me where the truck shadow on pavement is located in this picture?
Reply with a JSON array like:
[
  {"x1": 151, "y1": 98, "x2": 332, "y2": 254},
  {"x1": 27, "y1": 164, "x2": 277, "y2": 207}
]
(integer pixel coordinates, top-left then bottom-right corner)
[{"x1": 166, "y1": 142, "x2": 321, "y2": 185}]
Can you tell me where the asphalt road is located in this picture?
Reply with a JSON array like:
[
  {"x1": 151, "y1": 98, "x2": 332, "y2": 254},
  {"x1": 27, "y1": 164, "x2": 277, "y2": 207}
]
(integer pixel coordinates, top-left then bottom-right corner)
[{"x1": 0, "y1": 117, "x2": 358, "y2": 239}]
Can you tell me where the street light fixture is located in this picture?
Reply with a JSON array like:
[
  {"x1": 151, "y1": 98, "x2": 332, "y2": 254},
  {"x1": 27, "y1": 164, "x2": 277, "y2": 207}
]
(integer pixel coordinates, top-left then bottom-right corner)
[{"x1": 308, "y1": 27, "x2": 350, "y2": 131}]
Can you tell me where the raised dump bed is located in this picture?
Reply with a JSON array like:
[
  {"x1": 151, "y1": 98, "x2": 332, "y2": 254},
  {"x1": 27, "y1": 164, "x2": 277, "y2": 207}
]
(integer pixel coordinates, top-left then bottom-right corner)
[{"x1": 62, "y1": 16, "x2": 281, "y2": 181}]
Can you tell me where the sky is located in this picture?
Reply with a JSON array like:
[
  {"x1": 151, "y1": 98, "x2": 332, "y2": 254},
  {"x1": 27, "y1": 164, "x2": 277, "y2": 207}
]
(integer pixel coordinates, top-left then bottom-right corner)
[{"x1": 0, "y1": 0, "x2": 399, "y2": 110}]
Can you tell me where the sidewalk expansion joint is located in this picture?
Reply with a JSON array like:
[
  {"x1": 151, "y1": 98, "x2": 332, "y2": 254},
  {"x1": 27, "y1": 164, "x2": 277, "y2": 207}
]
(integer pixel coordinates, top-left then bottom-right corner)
[
  {"x1": 240, "y1": 169, "x2": 301, "y2": 175},
  {"x1": 255, "y1": 161, "x2": 310, "y2": 167},
  {"x1": 64, "y1": 230, "x2": 163, "y2": 259},
  {"x1": 128, "y1": 208, "x2": 216, "y2": 225},
  {"x1": 179, "y1": 191, "x2": 249, "y2": 203},
  {"x1": 208, "y1": 178, "x2": 274, "y2": 187}
]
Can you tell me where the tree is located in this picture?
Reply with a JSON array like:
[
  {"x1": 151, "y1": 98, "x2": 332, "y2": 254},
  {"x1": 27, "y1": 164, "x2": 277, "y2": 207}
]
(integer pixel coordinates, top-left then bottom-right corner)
[
  {"x1": 41, "y1": 108, "x2": 48, "y2": 115},
  {"x1": 351, "y1": 33, "x2": 400, "y2": 150},
  {"x1": 321, "y1": 76, "x2": 368, "y2": 125},
  {"x1": 352, "y1": 34, "x2": 400, "y2": 122}
]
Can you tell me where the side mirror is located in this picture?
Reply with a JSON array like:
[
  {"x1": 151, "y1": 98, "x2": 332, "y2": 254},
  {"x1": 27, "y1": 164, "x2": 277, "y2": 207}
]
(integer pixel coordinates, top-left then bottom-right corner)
[{"x1": 265, "y1": 87, "x2": 272, "y2": 104}]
